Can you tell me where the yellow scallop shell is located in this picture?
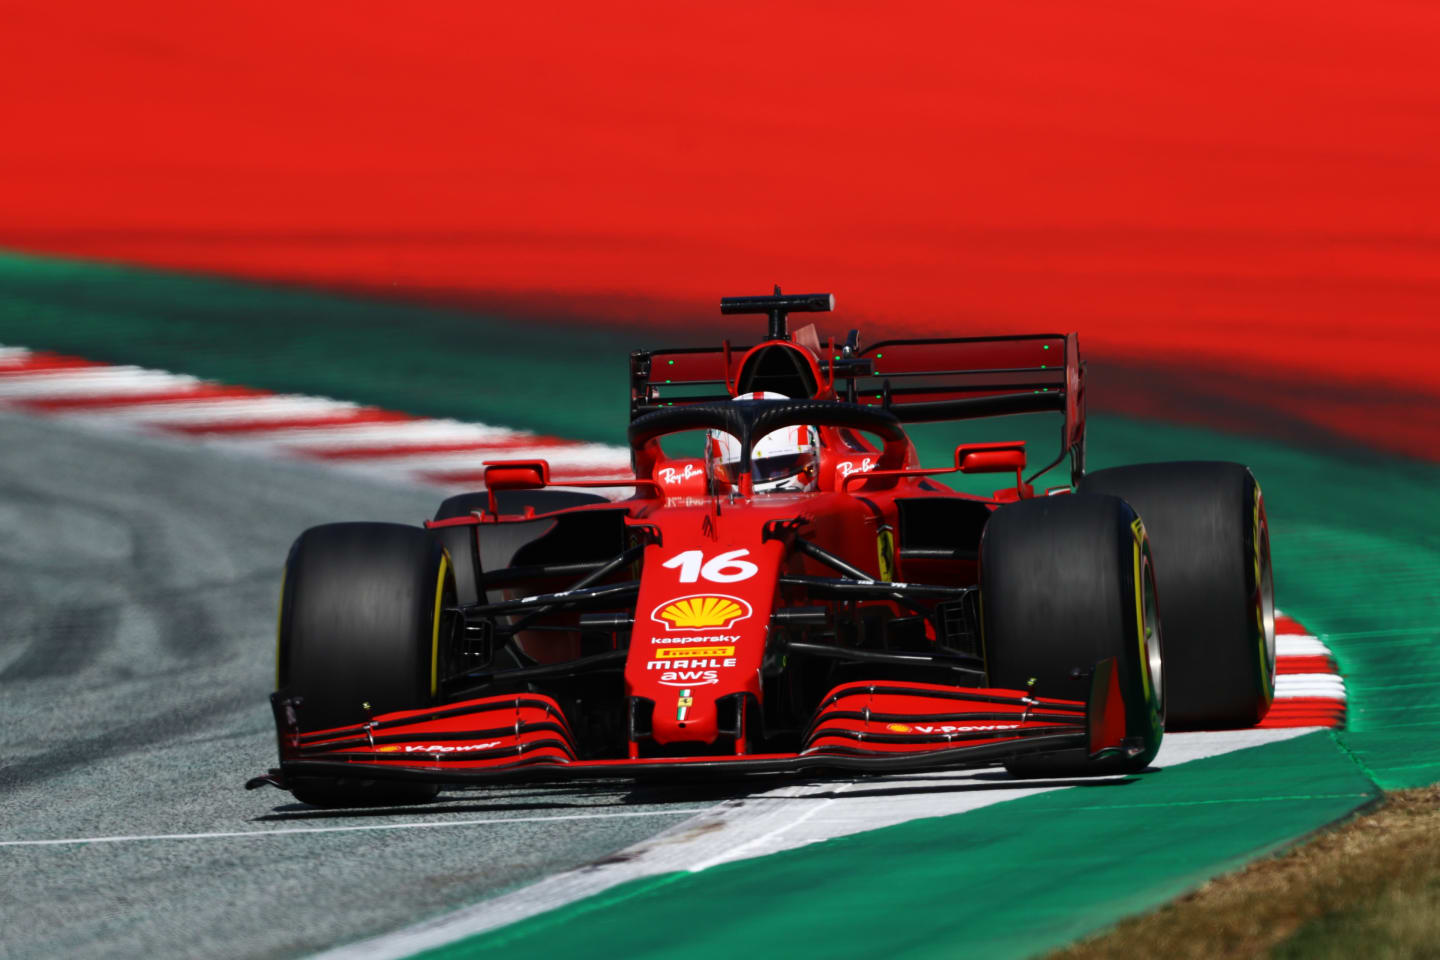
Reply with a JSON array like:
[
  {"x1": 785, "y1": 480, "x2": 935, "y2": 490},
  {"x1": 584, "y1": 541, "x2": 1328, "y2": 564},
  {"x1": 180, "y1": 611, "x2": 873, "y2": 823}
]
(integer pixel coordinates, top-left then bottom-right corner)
[{"x1": 658, "y1": 596, "x2": 744, "y2": 629}]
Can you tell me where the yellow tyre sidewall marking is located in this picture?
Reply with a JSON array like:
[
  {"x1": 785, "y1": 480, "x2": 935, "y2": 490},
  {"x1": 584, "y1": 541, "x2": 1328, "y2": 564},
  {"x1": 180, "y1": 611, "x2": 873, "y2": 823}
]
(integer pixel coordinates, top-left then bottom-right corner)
[
  {"x1": 431, "y1": 553, "x2": 450, "y2": 698},
  {"x1": 1130, "y1": 517, "x2": 1153, "y2": 705},
  {"x1": 1253, "y1": 484, "x2": 1274, "y2": 699}
]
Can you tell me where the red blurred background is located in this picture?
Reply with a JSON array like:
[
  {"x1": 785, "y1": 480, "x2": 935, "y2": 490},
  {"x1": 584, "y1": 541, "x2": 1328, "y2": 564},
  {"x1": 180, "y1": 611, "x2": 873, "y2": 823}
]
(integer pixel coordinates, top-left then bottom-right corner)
[{"x1": 2, "y1": 1, "x2": 1436, "y2": 456}]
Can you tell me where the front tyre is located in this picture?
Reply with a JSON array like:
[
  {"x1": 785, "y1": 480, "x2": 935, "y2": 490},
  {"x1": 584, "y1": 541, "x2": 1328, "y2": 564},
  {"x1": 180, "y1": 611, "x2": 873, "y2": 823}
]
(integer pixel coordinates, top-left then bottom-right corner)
[
  {"x1": 982, "y1": 494, "x2": 1164, "y2": 777},
  {"x1": 276, "y1": 522, "x2": 455, "y2": 807}
]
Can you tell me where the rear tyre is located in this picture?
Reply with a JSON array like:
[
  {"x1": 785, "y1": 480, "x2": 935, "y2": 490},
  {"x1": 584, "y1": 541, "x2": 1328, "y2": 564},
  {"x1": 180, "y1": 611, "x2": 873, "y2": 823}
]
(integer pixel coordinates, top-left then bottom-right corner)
[
  {"x1": 982, "y1": 494, "x2": 1164, "y2": 777},
  {"x1": 276, "y1": 522, "x2": 455, "y2": 807},
  {"x1": 1079, "y1": 462, "x2": 1274, "y2": 728}
]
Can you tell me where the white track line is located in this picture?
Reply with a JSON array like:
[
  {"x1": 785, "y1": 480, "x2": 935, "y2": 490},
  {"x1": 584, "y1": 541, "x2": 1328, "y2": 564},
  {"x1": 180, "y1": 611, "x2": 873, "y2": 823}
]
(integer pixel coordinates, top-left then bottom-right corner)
[
  {"x1": 687, "y1": 780, "x2": 860, "y2": 874},
  {"x1": 0, "y1": 808, "x2": 709, "y2": 848}
]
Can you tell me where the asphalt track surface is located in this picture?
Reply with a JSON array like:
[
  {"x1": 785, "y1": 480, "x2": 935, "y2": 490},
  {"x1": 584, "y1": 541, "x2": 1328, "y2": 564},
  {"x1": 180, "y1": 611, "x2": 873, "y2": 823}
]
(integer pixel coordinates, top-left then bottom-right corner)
[{"x1": 0, "y1": 410, "x2": 726, "y2": 959}]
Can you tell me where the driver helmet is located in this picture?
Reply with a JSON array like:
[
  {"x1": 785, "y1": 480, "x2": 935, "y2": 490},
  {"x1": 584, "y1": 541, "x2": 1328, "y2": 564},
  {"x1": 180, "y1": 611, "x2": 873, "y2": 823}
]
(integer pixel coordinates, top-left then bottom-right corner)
[{"x1": 706, "y1": 391, "x2": 820, "y2": 493}]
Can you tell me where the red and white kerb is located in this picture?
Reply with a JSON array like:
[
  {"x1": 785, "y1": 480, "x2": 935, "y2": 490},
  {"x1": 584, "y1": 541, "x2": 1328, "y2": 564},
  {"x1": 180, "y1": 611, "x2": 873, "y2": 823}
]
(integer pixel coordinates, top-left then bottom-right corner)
[
  {"x1": 0, "y1": 345, "x2": 631, "y2": 490},
  {"x1": 1257, "y1": 611, "x2": 1346, "y2": 728}
]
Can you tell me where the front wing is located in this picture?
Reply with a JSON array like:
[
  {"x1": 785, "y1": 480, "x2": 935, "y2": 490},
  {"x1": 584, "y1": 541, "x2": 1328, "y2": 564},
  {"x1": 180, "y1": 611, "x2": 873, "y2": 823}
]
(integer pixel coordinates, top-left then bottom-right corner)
[{"x1": 248, "y1": 660, "x2": 1131, "y2": 790}]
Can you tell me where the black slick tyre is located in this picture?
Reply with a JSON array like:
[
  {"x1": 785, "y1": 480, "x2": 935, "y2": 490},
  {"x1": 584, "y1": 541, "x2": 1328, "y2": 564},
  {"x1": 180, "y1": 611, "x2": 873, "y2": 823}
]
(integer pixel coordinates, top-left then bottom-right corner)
[
  {"x1": 1079, "y1": 462, "x2": 1274, "y2": 729},
  {"x1": 276, "y1": 522, "x2": 455, "y2": 807},
  {"x1": 982, "y1": 494, "x2": 1165, "y2": 777}
]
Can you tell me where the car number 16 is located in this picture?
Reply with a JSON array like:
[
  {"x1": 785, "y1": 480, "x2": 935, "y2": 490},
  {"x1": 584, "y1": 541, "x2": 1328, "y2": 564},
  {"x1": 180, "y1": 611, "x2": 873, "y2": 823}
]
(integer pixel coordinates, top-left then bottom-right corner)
[{"x1": 661, "y1": 548, "x2": 758, "y2": 583}]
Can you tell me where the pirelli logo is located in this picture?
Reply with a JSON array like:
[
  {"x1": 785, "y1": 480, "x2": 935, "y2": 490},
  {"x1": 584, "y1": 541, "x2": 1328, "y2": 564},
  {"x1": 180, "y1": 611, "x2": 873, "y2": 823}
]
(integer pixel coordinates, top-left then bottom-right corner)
[{"x1": 654, "y1": 646, "x2": 735, "y2": 659}]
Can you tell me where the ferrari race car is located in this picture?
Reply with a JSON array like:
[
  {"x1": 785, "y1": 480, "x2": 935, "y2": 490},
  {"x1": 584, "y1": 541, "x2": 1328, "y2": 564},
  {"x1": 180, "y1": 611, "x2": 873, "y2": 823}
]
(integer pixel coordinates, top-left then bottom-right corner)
[{"x1": 248, "y1": 291, "x2": 1276, "y2": 806}]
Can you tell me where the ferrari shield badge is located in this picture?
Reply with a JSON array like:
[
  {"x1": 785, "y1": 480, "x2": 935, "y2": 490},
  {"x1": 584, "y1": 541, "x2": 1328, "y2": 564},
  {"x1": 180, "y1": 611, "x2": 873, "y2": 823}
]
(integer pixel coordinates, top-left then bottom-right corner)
[{"x1": 876, "y1": 526, "x2": 896, "y2": 582}]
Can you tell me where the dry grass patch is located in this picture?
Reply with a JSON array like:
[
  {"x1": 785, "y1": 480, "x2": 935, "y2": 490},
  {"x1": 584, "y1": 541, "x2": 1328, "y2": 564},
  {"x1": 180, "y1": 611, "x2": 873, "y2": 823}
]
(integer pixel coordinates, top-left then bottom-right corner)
[{"x1": 1049, "y1": 785, "x2": 1440, "y2": 960}]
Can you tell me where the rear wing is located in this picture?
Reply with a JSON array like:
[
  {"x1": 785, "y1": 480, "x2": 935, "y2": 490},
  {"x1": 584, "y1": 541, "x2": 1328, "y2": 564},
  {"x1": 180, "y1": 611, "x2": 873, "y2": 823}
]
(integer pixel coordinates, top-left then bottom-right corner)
[{"x1": 629, "y1": 330, "x2": 1086, "y2": 485}]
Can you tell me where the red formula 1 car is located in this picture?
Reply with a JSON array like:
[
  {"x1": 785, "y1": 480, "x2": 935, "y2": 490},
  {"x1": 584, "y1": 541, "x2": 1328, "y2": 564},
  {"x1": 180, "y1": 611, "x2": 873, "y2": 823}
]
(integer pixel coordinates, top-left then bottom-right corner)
[{"x1": 249, "y1": 292, "x2": 1276, "y2": 806}]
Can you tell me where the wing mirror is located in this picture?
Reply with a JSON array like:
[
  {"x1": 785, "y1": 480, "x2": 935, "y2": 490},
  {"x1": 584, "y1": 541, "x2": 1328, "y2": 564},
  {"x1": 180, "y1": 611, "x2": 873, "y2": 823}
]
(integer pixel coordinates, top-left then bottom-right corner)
[
  {"x1": 484, "y1": 460, "x2": 548, "y2": 490},
  {"x1": 474, "y1": 459, "x2": 662, "y2": 516},
  {"x1": 955, "y1": 444, "x2": 1025, "y2": 474},
  {"x1": 954, "y1": 442, "x2": 1031, "y2": 499},
  {"x1": 840, "y1": 441, "x2": 1031, "y2": 499}
]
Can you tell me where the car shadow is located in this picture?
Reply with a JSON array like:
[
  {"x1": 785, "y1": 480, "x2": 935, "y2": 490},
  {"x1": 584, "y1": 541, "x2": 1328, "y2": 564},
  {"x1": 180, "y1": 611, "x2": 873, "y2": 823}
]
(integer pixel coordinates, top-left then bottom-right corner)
[
  {"x1": 254, "y1": 781, "x2": 646, "y2": 821},
  {"x1": 784, "y1": 776, "x2": 1142, "y2": 801},
  {"x1": 254, "y1": 767, "x2": 1144, "y2": 820},
  {"x1": 619, "y1": 769, "x2": 1145, "y2": 804}
]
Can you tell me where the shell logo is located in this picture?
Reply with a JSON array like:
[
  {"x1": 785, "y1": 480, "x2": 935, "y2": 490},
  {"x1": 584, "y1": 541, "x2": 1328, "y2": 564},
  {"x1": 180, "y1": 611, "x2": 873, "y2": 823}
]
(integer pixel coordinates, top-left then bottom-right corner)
[
  {"x1": 886, "y1": 723, "x2": 913, "y2": 734},
  {"x1": 652, "y1": 594, "x2": 753, "y2": 631}
]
